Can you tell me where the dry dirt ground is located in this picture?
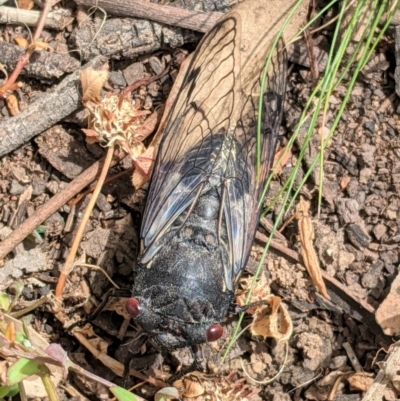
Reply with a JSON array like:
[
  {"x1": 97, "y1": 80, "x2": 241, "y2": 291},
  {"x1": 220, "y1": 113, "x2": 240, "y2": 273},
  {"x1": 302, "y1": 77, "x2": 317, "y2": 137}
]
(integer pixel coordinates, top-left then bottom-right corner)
[{"x1": 0, "y1": 1, "x2": 400, "y2": 400}]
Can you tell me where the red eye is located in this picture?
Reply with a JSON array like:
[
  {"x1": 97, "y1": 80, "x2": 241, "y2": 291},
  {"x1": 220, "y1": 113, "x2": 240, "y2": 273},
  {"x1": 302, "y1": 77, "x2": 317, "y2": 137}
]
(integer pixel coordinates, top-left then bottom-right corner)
[
  {"x1": 126, "y1": 297, "x2": 141, "y2": 318},
  {"x1": 206, "y1": 324, "x2": 223, "y2": 342}
]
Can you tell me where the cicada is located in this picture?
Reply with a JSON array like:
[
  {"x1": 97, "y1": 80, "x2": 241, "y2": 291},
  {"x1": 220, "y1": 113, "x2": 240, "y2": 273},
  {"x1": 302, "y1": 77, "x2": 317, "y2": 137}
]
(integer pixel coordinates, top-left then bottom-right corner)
[{"x1": 126, "y1": 0, "x2": 288, "y2": 350}]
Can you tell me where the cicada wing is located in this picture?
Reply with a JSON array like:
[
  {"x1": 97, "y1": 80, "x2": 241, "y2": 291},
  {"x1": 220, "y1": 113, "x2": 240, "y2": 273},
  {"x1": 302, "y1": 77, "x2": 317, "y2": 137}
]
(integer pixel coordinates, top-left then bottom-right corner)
[
  {"x1": 140, "y1": 9, "x2": 287, "y2": 293},
  {"x1": 230, "y1": 44, "x2": 287, "y2": 281},
  {"x1": 140, "y1": 14, "x2": 242, "y2": 263}
]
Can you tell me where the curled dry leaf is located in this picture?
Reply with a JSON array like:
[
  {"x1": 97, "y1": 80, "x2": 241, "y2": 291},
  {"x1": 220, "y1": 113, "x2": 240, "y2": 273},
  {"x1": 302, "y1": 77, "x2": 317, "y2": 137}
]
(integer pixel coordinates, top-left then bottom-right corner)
[
  {"x1": 250, "y1": 296, "x2": 293, "y2": 342},
  {"x1": 80, "y1": 69, "x2": 108, "y2": 103},
  {"x1": 347, "y1": 372, "x2": 374, "y2": 392},
  {"x1": 173, "y1": 373, "x2": 205, "y2": 398},
  {"x1": 295, "y1": 197, "x2": 330, "y2": 299}
]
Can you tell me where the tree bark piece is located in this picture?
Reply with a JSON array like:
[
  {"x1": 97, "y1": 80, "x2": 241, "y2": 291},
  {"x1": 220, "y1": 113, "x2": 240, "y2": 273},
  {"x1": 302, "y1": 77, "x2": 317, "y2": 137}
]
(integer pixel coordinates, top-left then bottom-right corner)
[
  {"x1": 0, "y1": 6, "x2": 73, "y2": 30},
  {"x1": 73, "y1": 0, "x2": 223, "y2": 33},
  {"x1": 0, "y1": 42, "x2": 80, "y2": 79},
  {"x1": 0, "y1": 55, "x2": 107, "y2": 157}
]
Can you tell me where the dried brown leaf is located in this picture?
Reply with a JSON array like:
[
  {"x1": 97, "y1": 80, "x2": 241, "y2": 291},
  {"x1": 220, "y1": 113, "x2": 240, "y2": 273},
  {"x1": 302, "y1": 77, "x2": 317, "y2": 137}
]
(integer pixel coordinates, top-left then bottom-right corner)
[
  {"x1": 347, "y1": 372, "x2": 374, "y2": 392},
  {"x1": 81, "y1": 128, "x2": 99, "y2": 144},
  {"x1": 131, "y1": 146, "x2": 156, "y2": 189},
  {"x1": 272, "y1": 147, "x2": 292, "y2": 175},
  {"x1": 296, "y1": 197, "x2": 330, "y2": 299},
  {"x1": 181, "y1": 377, "x2": 205, "y2": 398},
  {"x1": 340, "y1": 176, "x2": 351, "y2": 190},
  {"x1": 14, "y1": 37, "x2": 29, "y2": 49},
  {"x1": 81, "y1": 69, "x2": 108, "y2": 103},
  {"x1": 17, "y1": 0, "x2": 33, "y2": 10},
  {"x1": 250, "y1": 296, "x2": 292, "y2": 341}
]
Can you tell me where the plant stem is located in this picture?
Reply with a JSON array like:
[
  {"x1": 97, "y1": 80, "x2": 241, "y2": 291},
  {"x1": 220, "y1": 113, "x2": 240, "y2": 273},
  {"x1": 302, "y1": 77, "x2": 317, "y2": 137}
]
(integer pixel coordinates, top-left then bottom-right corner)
[{"x1": 55, "y1": 145, "x2": 115, "y2": 298}]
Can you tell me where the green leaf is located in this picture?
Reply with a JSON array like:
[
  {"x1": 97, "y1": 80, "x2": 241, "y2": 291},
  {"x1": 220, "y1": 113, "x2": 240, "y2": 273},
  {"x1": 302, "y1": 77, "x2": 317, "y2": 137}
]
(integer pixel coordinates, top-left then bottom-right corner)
[
  {"x1": 15, "y1": 331, "x2": 31, "y2": 348},
  {"x1": 0, "y1": 384, "x2": 19, "y2": 397},
  {"x1": 7, "y1": 358, "x2": 42, "y2": 385},
  {"x1": 155, "y1": 387, "x2": 180, "y2": 401},
  {"x1": 110, "y1": 386, "x2": 140, "y2": 401},
  {"x1": 0, "y1": 292, "x2": 10, "y2": 312}
]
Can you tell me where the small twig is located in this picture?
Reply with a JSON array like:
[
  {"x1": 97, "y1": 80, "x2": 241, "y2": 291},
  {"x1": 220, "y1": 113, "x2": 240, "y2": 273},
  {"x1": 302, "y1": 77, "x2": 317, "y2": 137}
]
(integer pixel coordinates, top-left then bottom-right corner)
[
  {"x1": 55, "y1": 145, "x2": 115, "y2": 298},
  {"x1": 0, "y1": 6, "x2": 73, "y2": 29},
  {"x1": 10, "y1": 295, "x2": 50, "y2": 319},
  {"x1": 0, "y1": 0, "x2": 55, "y2": 98},
  {"x1": 32, "y1": 0, "x2": 54, "y2": 42},
  {"x1": 0, "y1": 151, "x2": 123, "y2": 260},
  {"x1": 73, "y1": 0, "x2": 223, "y2": 33},
  {"x1": 129, "y1": 368, "x2": 168, "y2": 389},
  {"x1": 343, "y1": 342, "x2": 363, "y2": 372}
]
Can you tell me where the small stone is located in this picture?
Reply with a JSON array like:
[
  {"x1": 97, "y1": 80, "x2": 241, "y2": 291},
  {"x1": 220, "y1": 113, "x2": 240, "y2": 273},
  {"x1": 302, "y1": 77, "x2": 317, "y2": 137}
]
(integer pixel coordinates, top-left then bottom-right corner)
[
  {"x1": 10, "y1": 180, "x2": 27, "y2": 195},
  {"x1": 361, "y1": 272, "x2": 378, "y2": 289},
  {"x1": 334, "y1": 198, "x2": 360, "y2": 224},
  {"x1": 345, "y1": 224, "x2": 370, "y2": 250},
  {"x1": 109, "y1": 71, "x2": 126, "y2": 87},
  {"x1": 31, "y1": 176, "x2": 46, "y2": 196},
  {"x1": 364, "y1": 121, "x2": 375, "y2": 133},
  {"x1": 338, "y1": 250, "x2": 355, "y2": 270},
  {"x1": 123, "y1": 62, "x2": 145, "y2": 85},
  {"x1": 359, "y1": 167, "x2": 372, "y2": 184},
  {"x1": 345, "y1": 270, "x2": 358, "y2": 286},
  {"x1": 96, "y1": 193, "x2": 112, "y2": 213},
  {"x1": 148, "y1": 56, "x2": 164, "y2": 75},
  {"x1": 46, "y1": 181, "x2": 59, "y2": 195},
  {"x1": 345, "y1": 179, "x2": 359, "y2": 198},
  {"x1": 373, "y1": 224, "x2": 387, "y2": 240},
  {"x1": 45, "y1": 212, "x2": 65, "y2": 236},
  {"x1": 358, "y1": 144, "x2": 376, "y2": 167},
  {"x1": 329, "y1": 355, "x2": 348, "y2": 369}
]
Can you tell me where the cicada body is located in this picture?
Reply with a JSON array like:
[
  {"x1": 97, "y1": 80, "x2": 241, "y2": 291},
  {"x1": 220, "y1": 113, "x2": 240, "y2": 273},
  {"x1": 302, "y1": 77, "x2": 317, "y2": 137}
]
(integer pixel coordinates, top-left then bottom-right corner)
[{"x1": 126, "y1": 0, "x2": 288, "y2": 350}]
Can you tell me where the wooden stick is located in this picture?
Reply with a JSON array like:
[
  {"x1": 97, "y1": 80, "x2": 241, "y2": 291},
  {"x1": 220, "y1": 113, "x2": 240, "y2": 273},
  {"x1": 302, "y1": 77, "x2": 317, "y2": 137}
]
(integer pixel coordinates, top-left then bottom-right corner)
[
  {"x1": 0, "y1": 6, "x2": 73, "y2": 30},
  {"x1": 73, "y1": 0, "x2": 223, "y2": 33}
]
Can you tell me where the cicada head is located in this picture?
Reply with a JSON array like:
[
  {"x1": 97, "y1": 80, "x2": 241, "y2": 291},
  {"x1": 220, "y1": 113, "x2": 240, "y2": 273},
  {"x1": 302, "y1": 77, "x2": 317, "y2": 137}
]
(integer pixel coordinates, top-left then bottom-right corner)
[{"x1": 126, "y1": 283, "x2": 227, "y2": 350}]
